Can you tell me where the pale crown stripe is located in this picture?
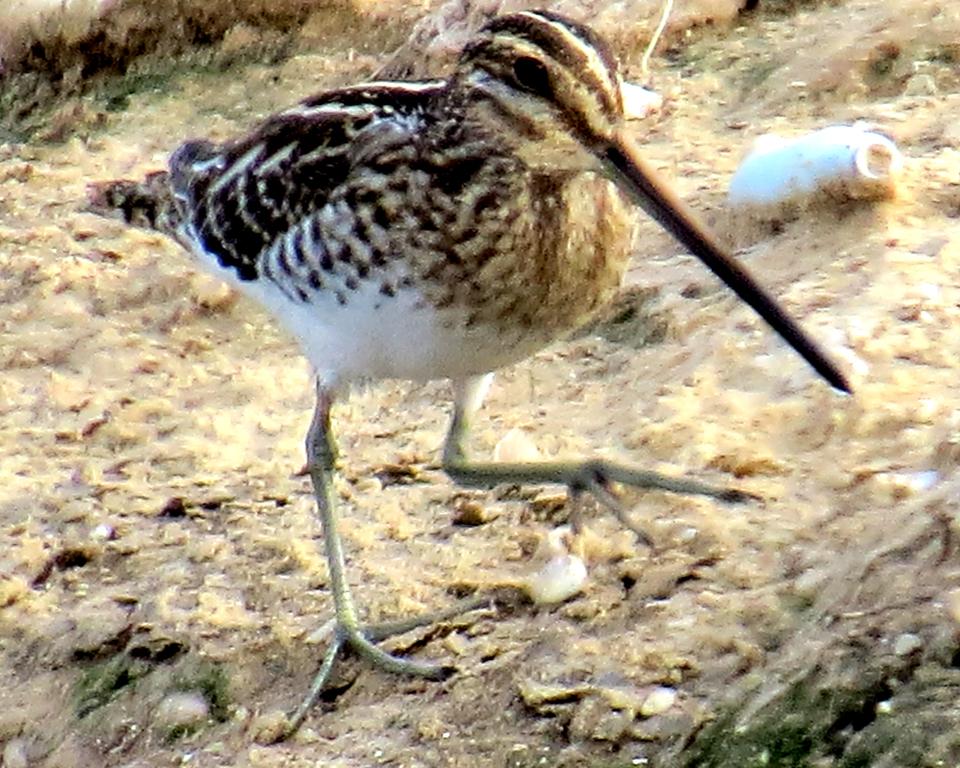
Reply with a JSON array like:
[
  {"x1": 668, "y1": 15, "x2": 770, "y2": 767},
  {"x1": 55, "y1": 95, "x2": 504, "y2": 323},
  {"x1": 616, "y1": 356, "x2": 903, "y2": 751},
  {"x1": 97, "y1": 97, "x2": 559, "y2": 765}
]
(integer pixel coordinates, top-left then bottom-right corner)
[{"x1": 514, "y1": 11, "x2": 620, "y2": 111}]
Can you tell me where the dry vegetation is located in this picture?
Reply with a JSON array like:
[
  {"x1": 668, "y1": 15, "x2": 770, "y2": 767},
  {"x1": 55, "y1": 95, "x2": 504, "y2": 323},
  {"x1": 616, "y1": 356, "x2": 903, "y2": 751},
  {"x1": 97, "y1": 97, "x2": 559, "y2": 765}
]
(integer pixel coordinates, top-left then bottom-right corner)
[{"x1": 2, "y1": 1, "x2": 960, "y2": 766}]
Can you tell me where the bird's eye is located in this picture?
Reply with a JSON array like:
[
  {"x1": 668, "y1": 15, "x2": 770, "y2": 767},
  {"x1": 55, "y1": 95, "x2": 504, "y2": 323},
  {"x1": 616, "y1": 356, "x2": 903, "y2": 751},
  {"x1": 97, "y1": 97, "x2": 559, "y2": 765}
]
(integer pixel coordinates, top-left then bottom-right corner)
[{"x1": 511, "y1": 56, "x2": 551, "y2": 96}]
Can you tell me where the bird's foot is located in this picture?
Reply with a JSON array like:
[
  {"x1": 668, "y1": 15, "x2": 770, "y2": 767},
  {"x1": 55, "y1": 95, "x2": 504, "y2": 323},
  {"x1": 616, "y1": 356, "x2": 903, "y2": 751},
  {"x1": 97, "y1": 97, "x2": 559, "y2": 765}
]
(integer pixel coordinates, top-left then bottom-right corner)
[
  {"x1": 277, "y1": 594, "x2": 493, "y2": 741},
  {"x1": 445, "y1": 456, "x2": 760, "y2": 547}
]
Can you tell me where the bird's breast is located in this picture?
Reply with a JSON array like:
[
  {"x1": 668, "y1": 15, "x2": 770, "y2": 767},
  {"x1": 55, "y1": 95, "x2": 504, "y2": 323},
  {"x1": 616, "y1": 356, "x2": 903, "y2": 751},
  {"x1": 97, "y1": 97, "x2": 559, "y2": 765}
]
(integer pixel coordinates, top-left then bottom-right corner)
[{"x1": 426, "y1": 169, "x2": 636, "y2": 342}]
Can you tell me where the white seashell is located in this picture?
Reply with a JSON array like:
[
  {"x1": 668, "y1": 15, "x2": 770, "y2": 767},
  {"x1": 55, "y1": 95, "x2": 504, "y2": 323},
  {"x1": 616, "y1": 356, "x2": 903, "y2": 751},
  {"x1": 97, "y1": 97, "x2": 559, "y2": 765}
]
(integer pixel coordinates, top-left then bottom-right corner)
[
  {"x1": 621, "y1": 82, "x2": 663, "y2": 120},
  {"x1": 728, "y1": 123, "x2": 903, "y2": 210},
  {"x1": 525, "y1": 554, "x2": 588, "y2": 605}
]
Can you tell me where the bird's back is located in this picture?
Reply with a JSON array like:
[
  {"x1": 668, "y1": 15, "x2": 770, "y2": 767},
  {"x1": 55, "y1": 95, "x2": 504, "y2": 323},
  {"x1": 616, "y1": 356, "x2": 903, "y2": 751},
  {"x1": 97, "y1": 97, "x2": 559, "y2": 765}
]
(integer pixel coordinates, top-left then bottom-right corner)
[{"x1": 88, "y1": 70, "x2": 635, "y2": 385}]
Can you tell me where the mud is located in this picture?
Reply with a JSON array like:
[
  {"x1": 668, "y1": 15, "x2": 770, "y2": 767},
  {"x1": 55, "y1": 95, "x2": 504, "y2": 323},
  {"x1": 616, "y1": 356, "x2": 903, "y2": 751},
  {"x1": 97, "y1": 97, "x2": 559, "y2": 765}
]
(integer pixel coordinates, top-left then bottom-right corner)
[{"x1": 2, "y1": 1, "x2": 960, "y2": 766}]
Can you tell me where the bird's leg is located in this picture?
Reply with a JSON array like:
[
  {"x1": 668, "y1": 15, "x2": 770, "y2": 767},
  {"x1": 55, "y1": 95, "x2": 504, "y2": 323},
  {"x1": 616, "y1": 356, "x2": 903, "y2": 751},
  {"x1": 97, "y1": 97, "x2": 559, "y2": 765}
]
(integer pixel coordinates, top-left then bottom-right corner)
[
  {"x1": 285, "y1": 381, "x2": 490, "y2": 739},
  {"x1": 442, "y1": 375, "x2": 759, "y2": 534}
]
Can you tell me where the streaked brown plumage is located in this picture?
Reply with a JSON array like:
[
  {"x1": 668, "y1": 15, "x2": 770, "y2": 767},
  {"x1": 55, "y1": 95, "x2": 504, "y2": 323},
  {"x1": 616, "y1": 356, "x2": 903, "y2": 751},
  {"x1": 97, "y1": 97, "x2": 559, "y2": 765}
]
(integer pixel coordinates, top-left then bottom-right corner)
[{"x1": 88, "y1": 10, "x2": 848, "y2": 735}]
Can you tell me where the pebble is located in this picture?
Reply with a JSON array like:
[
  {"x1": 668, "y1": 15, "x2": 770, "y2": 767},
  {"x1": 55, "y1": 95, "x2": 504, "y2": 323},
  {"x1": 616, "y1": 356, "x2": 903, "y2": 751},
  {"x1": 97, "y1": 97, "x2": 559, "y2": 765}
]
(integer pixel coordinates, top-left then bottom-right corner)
[
  {"x1": 569, "y1": 697, "x2": 630, "y2": 743},
  {"x1": 517, "y1": 678, "x2": 591, "y2": 707},
  {"x1": 892, "y1": 632, "x2": 922, "y2": 657},
  {"x1": 190, "y1": 273, "x2": 237, "y2": 311},
  {"x1": 793, "y1": 568, "x2": 829, "y2": 600},
  {"x1": 250, "y1": 711, "x2": 291, "y2": 745},
  {"x1": 155, "y1": 692, "x2": 209, "y2": 730},
  {"x1": 90, "y1": 523, "x2": 116, "y2": 541},
  {"x1": 903, "y1": 73, "x2": 937, "y2": 97},
  {"x1": 943, "y1": 121, "x2": 960, "y2": 148},
  {"x1": 451, "y1": 497, "x2": 496, "y2": 526},
  {"x1": 528, "y1": 490, "x2": 567, "y2": 516},
  {"x1": 3, "y1": 738, "x2": 29, "y2": 768},
  {"x1": 640, "y1": 686, "x2": 677, "y2": 717},
  {"x1": 897, "y1": 470, "x2": 939, "y2": 493}
]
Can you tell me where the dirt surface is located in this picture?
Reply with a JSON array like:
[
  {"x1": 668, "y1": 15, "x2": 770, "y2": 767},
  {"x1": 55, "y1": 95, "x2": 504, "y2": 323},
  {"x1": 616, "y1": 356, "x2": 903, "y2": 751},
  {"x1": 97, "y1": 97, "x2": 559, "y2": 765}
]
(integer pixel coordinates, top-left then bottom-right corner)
[{"x1": 2, "y1": 1, "x2": 960, "y2": 766}]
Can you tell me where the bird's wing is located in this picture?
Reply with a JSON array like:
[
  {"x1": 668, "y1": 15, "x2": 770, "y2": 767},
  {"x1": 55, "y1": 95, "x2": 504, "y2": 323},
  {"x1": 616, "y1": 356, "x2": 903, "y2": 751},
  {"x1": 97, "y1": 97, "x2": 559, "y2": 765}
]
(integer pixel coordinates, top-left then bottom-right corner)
[{"x1": 169, "y1": 81, "x2": 445, "y2": 282}]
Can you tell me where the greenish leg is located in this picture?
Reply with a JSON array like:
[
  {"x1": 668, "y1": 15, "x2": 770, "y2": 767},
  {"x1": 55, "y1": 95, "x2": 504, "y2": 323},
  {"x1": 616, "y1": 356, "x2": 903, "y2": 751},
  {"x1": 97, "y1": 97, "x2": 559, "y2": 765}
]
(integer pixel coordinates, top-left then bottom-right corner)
[
  {"x1": 285, "y1": 373, "x2": 756, "y2": 740},
  {"x1": 441, "y1": 375, "x2": 758, "y2": 538},
  {"x1": 283, "y1": 382, "x2": 491, "y2": 740}
]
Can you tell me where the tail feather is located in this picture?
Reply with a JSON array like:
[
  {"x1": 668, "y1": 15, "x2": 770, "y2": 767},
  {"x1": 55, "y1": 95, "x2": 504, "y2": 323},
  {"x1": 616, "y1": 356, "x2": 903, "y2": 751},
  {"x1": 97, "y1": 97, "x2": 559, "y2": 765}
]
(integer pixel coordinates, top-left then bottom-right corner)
[{"x1": 86, "y1": 171, "x2": 182, "y2": 236}]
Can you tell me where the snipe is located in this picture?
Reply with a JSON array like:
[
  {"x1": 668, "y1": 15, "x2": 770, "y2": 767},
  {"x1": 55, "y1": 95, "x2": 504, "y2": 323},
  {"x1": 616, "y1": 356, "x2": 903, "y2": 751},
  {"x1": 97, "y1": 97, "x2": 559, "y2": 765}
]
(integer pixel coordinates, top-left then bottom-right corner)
[{"x1": 88, "y1": 9, "x2": 849, "y2": 737}]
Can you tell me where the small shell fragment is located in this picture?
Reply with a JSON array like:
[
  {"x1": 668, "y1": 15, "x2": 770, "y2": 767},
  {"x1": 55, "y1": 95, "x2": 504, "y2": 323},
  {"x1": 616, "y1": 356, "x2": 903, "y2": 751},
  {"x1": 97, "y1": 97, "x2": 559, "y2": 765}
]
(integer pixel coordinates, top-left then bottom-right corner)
[
  {"x1": 525, "y1": 553, "x2": 588, "y2": 605},
  {"x1": 525, "y1": 526, "x2": 588, "y2": 604},
  {"x1": 728, "y1": 123, "x2": 903, "y2": 212}
]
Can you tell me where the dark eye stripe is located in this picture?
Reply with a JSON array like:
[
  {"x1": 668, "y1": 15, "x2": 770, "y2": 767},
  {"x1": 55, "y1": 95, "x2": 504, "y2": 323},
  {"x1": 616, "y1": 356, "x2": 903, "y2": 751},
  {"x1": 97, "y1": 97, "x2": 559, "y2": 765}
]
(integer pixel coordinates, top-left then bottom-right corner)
[{"x1": 512, "y1": 56, "x2": 552, "y2": 97}]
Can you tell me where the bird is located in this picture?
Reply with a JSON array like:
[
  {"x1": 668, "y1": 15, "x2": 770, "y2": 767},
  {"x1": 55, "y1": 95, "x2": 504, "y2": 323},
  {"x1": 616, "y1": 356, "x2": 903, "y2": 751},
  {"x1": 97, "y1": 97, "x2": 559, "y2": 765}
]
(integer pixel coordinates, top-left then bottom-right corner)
[{"x1": 87, "y1": 9, "x2": 849, "y2": 736}]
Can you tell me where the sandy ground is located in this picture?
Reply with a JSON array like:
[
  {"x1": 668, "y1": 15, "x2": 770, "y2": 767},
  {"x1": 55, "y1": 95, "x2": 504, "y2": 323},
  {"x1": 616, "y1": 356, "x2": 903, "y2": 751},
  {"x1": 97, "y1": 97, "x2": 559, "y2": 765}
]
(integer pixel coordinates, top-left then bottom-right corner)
[{"x1": 2, "y1": 1, "x2": 960, "y2": 766}]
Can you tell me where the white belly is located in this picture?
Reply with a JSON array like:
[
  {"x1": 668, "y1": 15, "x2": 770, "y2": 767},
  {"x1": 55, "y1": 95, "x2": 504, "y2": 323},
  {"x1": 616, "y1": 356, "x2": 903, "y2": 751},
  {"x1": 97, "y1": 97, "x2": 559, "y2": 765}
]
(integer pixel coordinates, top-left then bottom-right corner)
[{"x1": 234, "y1": 271, "x2": 541, "y2": 389}]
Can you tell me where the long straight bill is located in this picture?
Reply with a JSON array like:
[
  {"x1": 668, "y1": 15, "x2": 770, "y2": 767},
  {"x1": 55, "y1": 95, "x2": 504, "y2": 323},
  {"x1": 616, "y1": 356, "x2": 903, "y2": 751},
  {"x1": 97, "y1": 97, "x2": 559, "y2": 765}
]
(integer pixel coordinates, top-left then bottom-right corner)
[{"x1": 603, "y1": 133, "x2": 851, "y2": 394}]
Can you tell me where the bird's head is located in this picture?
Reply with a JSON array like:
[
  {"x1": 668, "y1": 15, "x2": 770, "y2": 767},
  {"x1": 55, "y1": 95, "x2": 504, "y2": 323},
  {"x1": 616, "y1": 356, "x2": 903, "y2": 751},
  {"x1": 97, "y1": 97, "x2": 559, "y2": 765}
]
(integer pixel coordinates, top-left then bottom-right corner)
[
  {"x1": 451, "y1": 10, "x2": 850, "y2": 393},
  {"x1": 454, "y1": 10, "x2": 624, "y2": 172}
]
